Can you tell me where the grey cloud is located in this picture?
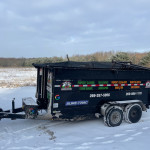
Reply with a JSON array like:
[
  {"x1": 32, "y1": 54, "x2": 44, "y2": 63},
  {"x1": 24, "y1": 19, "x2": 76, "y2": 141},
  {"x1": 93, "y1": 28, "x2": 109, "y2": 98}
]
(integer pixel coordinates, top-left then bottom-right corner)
[{"x1": 0, "y1": 0, "x2": 150, "y2": 57}]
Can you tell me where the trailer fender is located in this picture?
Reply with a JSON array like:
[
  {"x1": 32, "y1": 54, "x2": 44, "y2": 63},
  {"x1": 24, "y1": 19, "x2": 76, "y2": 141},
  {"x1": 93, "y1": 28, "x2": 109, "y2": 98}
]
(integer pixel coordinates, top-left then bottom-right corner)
[{"x1": 108, "y1": 100, "x2": 147, "y2": 111}]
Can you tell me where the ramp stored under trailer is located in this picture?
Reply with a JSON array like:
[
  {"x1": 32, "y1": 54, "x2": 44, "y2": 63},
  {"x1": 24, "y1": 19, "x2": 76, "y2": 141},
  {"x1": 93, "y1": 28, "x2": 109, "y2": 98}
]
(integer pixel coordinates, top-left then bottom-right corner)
[{"x1": 1, "y1": 61, "x2": 150, "y2": 127}]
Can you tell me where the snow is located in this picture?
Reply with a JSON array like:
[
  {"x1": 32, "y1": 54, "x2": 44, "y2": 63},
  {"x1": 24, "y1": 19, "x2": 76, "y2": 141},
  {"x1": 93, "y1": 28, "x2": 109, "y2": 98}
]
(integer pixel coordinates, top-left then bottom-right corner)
[
  {"x1": 0, "y1": 68, "x2": 36, "y2": 88},
  {"x1": 23, "y1": 97, "x2": 38, "y2": 106},
  {"x1": 0, "y1": 87, "x2": 150, "y2": 150}
]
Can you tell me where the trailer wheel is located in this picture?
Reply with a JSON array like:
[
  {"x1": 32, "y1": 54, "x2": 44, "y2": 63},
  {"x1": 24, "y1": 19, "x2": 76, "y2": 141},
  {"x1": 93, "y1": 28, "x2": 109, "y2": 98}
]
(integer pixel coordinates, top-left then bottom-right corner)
[
  {"x1": 104, "y1": 106, "x2": 123, "y2": 127},
  {"x1": 124, "y1": 104, "x2": 142, "y2": 124}
]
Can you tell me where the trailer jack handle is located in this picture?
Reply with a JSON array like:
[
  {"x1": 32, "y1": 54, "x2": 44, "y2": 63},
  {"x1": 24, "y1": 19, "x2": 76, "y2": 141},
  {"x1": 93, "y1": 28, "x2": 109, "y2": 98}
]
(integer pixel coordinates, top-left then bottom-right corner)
[{"x1": 12, "y1": 98, "x2": 15, "y2": 113}]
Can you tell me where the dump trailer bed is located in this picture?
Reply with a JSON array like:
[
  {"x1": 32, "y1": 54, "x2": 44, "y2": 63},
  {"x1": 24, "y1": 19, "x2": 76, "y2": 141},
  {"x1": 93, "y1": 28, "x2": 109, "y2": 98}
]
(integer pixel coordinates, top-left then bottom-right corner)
[{"x1": 33, "y1": 61, "x2": 150, "y2": 126}]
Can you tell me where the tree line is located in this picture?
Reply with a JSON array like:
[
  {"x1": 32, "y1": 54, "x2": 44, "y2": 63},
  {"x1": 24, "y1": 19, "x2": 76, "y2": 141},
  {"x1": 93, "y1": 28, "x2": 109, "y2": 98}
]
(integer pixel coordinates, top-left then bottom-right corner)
[{"x1": 0, "y1": 51, "x2": 150, "y2": 67}]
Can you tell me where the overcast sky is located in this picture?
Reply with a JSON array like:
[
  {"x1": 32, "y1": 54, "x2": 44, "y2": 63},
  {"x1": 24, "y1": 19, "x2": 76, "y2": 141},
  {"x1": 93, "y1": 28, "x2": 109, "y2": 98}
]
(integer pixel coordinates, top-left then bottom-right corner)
[{"x1": 0, "y1": 0, "x2": 150, "y2": 58}]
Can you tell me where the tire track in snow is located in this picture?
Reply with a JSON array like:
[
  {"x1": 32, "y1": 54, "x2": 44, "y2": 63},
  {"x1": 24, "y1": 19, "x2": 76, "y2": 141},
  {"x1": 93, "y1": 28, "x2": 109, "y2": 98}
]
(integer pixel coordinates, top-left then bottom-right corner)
[
  {"x1": 122, "y1": 137, "x2": 134, "y2": 142},
  {"x1": 0, "y1": 121, "x2": 67, "y2": 149},
  {"x1": 75, "y1": 146, "x2": 90, "y2": 150},
  {"x1": 0, "y1": 122, "x2": 46, "y2": 136},
  {"x1": 101, "y1": 140, "x2": 114, "y2": 144},
  {"x1": 8, "y1": 146, "x2": 63, "y2": 150},
  {"x1": 114, "y1": 134, "x2": 126, "y2": 137},
  {"x1": 142, "y1": 127, "x2": 150, "y2": 130},
  {"x1": 94, "y1": 137, "x2": 105, "y2": 140},
  {"x1": 0, "y1": 120, "x2": 67, "y2": 136},
  {"x1": 90, "y1": 124, "x2": 149, "y2": 145},
  {"x1": 132, "y1": 132, "x2": 143, "y2": 136}
]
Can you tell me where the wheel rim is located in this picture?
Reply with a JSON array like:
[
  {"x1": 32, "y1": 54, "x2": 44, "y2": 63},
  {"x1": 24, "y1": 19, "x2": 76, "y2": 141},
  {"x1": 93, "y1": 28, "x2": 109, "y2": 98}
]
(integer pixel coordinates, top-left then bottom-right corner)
[
  {"x1": 110, "y1": 110, "x2": 122, "y2": 125},
  {"x1": 105, "y1": 107, "x2": 123, "y2": 127}
]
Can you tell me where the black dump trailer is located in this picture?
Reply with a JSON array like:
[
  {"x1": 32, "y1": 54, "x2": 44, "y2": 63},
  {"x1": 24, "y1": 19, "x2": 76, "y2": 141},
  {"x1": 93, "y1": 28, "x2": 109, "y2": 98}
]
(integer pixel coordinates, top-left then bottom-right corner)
[
  {"x1": 1, "y1": 61, "x2": 150, "y2": 127},
  {"x1": 33, "y1": 61, "x2": 150, "y2": 127}
]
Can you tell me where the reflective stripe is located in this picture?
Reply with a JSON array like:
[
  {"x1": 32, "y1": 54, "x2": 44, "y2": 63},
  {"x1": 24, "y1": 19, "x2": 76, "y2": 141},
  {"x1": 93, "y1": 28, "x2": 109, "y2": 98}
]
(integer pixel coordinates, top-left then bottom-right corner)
[{"x1": 54, "y1": 83, "x2": 146, "y2": 88}]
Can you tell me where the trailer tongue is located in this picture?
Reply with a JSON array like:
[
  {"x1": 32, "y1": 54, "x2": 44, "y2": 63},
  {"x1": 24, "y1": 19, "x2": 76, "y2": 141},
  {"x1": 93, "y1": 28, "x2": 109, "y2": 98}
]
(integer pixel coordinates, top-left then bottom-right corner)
[
  {"x1": 0, "y1": 97, "x2": 38, "y2": 120},
  {"x1": 1, "y1": 61, "x2": 150, "y2": 127}
]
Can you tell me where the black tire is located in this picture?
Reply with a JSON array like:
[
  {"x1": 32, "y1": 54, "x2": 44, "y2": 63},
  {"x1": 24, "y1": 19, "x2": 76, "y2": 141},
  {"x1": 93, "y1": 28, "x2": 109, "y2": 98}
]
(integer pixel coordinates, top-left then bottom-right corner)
[
  {"x1": 104, "y1": 106, "x2": 123, "y2": 127},
  {"x1": 125, "y1": 104, "x2": 142, "y2": 124}
]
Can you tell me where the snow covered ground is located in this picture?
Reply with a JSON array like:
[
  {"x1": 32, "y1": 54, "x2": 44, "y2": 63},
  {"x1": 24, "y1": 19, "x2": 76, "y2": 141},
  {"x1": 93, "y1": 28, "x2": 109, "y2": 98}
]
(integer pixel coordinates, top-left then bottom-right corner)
[
  {"x1": 0, "y1": 87, "x2": 150, "y2": 150},
  {"x1": 0, "y1": 68, "x2": 36, "y2": 88}
]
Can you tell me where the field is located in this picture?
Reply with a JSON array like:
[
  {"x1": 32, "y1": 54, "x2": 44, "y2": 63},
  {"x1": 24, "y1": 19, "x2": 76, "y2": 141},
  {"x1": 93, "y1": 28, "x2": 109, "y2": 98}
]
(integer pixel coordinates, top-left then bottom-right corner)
[
  {"x1": 0, "y1": 68, "x2": 150, "y2": 150},
  {"x1": 0, "y1": 68, "x2": 36, "y2": 88}
]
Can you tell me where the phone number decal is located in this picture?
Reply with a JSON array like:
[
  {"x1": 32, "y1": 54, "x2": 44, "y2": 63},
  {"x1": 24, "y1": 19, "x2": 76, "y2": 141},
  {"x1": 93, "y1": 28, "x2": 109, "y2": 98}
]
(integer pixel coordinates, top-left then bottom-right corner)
[{"x1": 90, "y1": 93, "x2": 110, "y2": 98}]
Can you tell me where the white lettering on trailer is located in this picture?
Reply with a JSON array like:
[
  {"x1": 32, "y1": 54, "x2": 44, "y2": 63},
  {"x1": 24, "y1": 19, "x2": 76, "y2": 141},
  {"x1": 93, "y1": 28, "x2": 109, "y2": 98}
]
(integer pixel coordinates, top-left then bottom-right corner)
[
  {"x1": 65, "y1": 100, "x2": 89, "y2": 106},
  {"x1": 53, "y1": 103, "x2": 58, "y2": 108},
  {"x1": 90, "y1": 93, "x2": 110, "y2": 98},
  {"x1": 126, "y1": 92, "x2": 142, "y2": 96}
]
